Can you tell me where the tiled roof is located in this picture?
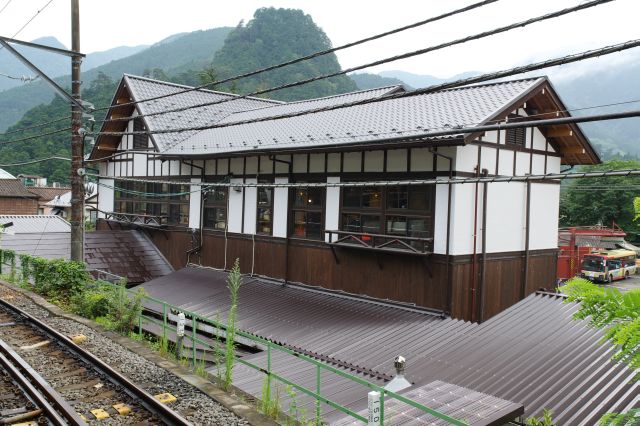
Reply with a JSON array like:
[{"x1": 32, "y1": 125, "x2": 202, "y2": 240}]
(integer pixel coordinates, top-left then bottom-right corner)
[
  {"x1": 84, "y1": 230, "x2": 173, "y2": 283},
  {"x1": 0, "y1": 168, "x2": 16, "y2": 179},
  {"x1": 140, "y1": 268, "x2": 639, "y2": 424},
  {"x1": 124, "y1": 74, "x2": 281, "y2": 151},
  {"x1": 0, "y1": 179, "x2": 39, "y2": 198},
  {"x1": 162, "y1": 78, "x2": 543, "y2": 156},
  {"x1": 0, "y1": 215, "x2": 71, "y2": 233},
  {"x1": 27, "y1": 186, "x2": 70, "y2": 202}
]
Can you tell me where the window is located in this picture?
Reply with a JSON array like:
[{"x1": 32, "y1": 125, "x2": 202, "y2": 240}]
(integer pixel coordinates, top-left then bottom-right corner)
[
  {"x1": 133, "y1": 117, "x2": 148, "y2": 150},
  {"x1": 505, "y1": 127, "x2": 526, "y2": 146},
  {"x1": 256, "y1": 180, "x2": 273, "y2": 235},
  {"x1": 291, "y1": 186, "x2": 324, "y2": 239},
  {"x1": 340, "y1": 185, "x2": 434, "y2": 239},
  {"x1": 114, "y1": 179, "x2": 190, "y2": 226},
  {"x1": 203, "y1": 187, "x2": 227, "y2": 230}
]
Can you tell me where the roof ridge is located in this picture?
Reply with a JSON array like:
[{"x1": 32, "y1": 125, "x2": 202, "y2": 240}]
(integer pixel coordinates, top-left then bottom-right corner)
[
  {"x1": 435, "y1": 76, "x2": 547, "y2": 93},
  {"x1": 123, "y1": 74, "x2": 283, "y2": 104}
]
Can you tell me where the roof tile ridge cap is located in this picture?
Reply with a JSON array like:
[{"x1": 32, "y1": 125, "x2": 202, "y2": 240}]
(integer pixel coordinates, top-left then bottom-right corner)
[
  {"x1": 441, "y1": 75, "x2": 547, "y2": 93},
  {"x1": 124, "y1": 73, "x2": 282, "y2": 104},
  {"x1": 270, "y1": 84, "x2": 404, "y2": 106}
]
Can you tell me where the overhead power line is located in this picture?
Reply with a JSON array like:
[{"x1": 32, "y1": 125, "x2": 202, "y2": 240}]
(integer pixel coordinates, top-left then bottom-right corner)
[
  {"x1": 91, "y1": 0, "x2": 502, "y2": 113},
  {"x1": 9, "y1": 0, "x2": 54, "y2": 40},
  {"x1": 0, "y1": 71, "x2": 38, "y2": 81},
  {"x1": 88, "y1": 169, "x2": 640, "y2": 191},
  {"x1": 0, "y1": 0, "x2": 12, "y2": 16},
  {"x1": 99, "y1": 0, "x2": 613, "y2": 127},
  {"x1": 0, "y1": 115, "x2": 71, "y2": 136},
  {"x1": 0, "y1": 127, "x2": 71, "y2": 146},
  {"x1": 0, "y1": 156, "x2": 70, "y2": 166},
  {"x1": 92, "y1": 38, "x2": 640, "y2": 140}
]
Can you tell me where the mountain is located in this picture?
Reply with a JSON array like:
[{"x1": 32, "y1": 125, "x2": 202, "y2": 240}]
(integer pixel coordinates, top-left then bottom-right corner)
[
  {"x1": 209, "y1": 8, "x2": 357, "y2": 101},
  {"x1": 0, "y1": 27, "x2": 232, "y2": 131},
  {"x1": 0, "y1": 37, "x2": 147, "y2": 93},
  {"x1": 350, "y1": 72, "x2": 411, "y2": 90}
]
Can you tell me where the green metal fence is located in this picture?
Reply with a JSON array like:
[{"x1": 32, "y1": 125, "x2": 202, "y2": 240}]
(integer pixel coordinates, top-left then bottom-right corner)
[{"x1": 98, "y1": 281, "x2": 468, "y2": 426}]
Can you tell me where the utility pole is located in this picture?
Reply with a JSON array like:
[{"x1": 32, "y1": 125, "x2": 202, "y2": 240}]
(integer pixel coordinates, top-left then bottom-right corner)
[{"x1": 70, "y1": 0, "x2": 84, "y2": 262}]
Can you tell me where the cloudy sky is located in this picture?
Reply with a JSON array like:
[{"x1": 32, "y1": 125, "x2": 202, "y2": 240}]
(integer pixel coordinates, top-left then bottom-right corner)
[{"x1": 1, "y1": 0, "x2": 639, "y2": 78}]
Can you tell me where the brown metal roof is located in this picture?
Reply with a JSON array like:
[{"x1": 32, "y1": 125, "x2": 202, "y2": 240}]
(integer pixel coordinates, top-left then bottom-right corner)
[
  {"x1": 140, "y1": 268, "x2": 639, "y2": 425},
  {"x1": 84, "y1": 230, "x2": 173, "y2": 283},
  {"x1": 0, "y1": 179, "x2": 39, "y2": 198}
]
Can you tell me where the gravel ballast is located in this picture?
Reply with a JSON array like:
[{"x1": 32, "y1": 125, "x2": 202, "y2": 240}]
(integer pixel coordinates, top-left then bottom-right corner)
[{"x1": 0, "y1": 282, "x2": 270, "y2": 426}]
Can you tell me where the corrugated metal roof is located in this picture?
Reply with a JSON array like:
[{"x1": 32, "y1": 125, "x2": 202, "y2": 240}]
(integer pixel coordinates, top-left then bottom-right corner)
[
  {"x1": 124, "y1": 74, "x2": 281, "y2": 152},
  {"x1": 162, "y1": 78, "x2": 543, "y2": 156},
  {"x1": 84, "y1": 230, "x2": 173, "y2": 283},
  {"x1": 0, "y1": 168, "x2": 16, "y2": 179},
  {"x1": 140, "y1": 267, "x2": 639, "y2": 425},
  {"x1": 0, "y1": 215, "x2": 71, "y2": 233},
  {"x1": 0, "y1": 180, "x2": 39, "y2": 198},
  {"x1": 0, "y1": 232, "x2": 70, "y2": 259}
]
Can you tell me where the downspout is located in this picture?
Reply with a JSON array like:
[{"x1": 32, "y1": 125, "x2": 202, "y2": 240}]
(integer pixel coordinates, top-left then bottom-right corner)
[
  {"x1": 269, "y1": 155, "x2": 293, "y2": 284},
  {"x1": 471, "y1": 167, "x2": 480, "y2": 322},
  {"x1": 428, "y1": 147, "x2": 453, "y2": 315},
  {"x1": 479, "y1": 179, "x2": 488, "y2": 322},
  {"x1": 522, "y1": 181, "x2": 531, "y2": 298}
]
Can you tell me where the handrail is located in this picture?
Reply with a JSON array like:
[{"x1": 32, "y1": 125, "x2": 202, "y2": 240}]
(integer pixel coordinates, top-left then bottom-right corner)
[{"x1": 325, "y1": 230, "x2": 433, "y2": 256}]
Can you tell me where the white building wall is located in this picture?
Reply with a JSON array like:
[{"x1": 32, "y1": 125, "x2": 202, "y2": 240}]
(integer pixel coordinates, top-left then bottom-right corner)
[
  {"x1": 325, "y1": 176, "x2": 340, "y2": 243},
  {"x1": 273, "y1": 177, "x2": 289, "y2": 238},
  {"x1": 433, "y1": 184, "x2": 450, "y2": 254},
  {"x1": 243, "y1": 178, "x2": 258, "y2": 235},
  {"x1": 529, "y1": 183, "x2": 560, "y2": 250},
  {"x1": 97, "y1": 178, "x2": 114, "y2": 219},
  {"x1": 455, "y1": 145, "x2": 479, "y2": 174},
  {"x1": 188, "y1": 178, "x2": 201, "y2": 229},
  {"x1": 485, "y1": 182, "x2": 526, "y2": 253},
  {"x1": 227, "y1": 178, "x2": 244, "y2": 233}
]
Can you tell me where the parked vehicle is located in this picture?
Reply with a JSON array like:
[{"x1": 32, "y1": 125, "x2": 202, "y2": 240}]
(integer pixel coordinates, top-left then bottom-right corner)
[{"x1": 580, "y1": 249, "x2": 636, "y2": 283}]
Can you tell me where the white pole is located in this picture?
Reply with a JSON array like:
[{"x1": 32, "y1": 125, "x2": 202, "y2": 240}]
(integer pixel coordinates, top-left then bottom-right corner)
[
  {"x1": 176, "y1": 312, "x2": 185, "y2": 359},
  {"x1": 368, "y1": 390, "x2": 381, "y2": 425}
]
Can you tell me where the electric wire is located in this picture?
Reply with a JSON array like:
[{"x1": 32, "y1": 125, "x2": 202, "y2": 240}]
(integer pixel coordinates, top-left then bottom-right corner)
[
  {"x1": 93, "y1": 37, "x2": 640, "y2": 140},
  {"x1": 90, "y1": 0, "x2": 502, "y2": 113},
  {"x1": 88, "y1": 169, "x2": 640, "y2": 192},
  {"x1": 8, "y1": 0, "x2": 54, "y2": 40},
  {"x1": 0, "y1": 72, "x2": 38, "y2": 81},
  {"x1": 97, "y1": 0, "x2": 613, "y2": 128},
  {"x1": 0, "y1": 156, "x2": 70, "y2": 166},
  {"x1": 0, "y1": 127, "x2": 71, "y2": 146},
  {"x1": 0, "y1": 115, "x2": 71, "y2": 135},
  {"x1": 0, "y1": 0, "x2": 11, "y2": 16}
]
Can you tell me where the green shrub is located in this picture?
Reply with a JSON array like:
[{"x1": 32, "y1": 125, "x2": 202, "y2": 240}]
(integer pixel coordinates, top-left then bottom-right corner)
[{"x1": 71, "y1": 285, "x2": 112, "y2": 319}]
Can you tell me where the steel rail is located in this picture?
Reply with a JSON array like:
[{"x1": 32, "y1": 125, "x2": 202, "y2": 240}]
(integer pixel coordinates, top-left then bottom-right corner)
[
  {"x1": 0, "y1": 297, "x2": 193, "y2": 426},
  {"x1": 0, "y1": 339, "x2": 86, "y2": 426}
]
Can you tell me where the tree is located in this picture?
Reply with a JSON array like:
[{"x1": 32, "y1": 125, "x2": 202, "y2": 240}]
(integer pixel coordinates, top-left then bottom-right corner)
[
  {"x1": 561, "y1": 278, "x2": 640, "y2": 424},
  {"x1": 560, "y1": 159, "x2": 640, "y2": 240}
]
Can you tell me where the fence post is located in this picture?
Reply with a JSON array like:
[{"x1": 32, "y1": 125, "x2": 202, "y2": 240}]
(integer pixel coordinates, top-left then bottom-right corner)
[
  {"x1": 368, "y1": 391, "x2": 381, "y2": 426},
  {"x1": 162, "y1": 302, "x2": 167, "y2": 342},
  {"x1": 316, "y1": 364, "x2": 321, "y2": 425},
  {"x1": 176, "y1": 312, "x2": 185, "y2": 360},
  {"x1": 192, "y1": 315, "x2": 197, "y2": 365}
]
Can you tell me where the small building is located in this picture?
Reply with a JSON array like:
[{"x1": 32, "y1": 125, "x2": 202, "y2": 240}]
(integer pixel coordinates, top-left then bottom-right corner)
[
  {"x1": 27, "y1": 186, "x2": 71, "y2": 215},
  {"x1": 90, "y1": 74, "x2": 599, "y2": 321},
  {"x1": 45, "y1": 184, "x2": 98, "y2": 219},
  {"x1": 0, "y1": 169, "x2": 40, "y2": 215}
]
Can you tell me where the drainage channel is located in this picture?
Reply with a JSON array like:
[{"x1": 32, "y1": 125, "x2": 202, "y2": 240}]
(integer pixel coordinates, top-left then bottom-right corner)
[{"x1": 0, "y1": 297, "x2": 192, "y2": 426}]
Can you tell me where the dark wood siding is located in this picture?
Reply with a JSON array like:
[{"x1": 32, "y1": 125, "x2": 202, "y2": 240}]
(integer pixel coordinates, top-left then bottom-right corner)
[{"x1": 98, "y1": 220, "x2": 557, "y2": 321}]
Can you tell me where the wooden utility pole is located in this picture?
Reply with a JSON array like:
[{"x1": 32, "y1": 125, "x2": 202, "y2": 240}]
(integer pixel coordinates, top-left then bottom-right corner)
[{"x1": 70, "y1": 0, "x2": 84, "y2": 262}]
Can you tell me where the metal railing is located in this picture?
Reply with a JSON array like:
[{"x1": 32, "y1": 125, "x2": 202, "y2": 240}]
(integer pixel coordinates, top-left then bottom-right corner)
[
  {"x1": 98, "y1": 280, "x2": 467, "y2": 426},
  {"x1": 325, "y1": 230, "x2": 433, "y2": 256}
]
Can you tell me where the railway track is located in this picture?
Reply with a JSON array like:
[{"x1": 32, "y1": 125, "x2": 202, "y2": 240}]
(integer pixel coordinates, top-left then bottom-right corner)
[{"x1": 0, "y1": 296, "x2": 192, "y2": 426}]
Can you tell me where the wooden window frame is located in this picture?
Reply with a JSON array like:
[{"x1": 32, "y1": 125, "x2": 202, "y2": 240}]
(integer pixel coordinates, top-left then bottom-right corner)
[
  {"x1": 256, "y1": 178, "x2": 274, "y2": 235},
  {"x1": 289, "y1": 185, "x2": 325, "y2": 240},
  {"x1": 202, "y1": 185, "x2": 228, "y2": 231},
  {"x1": 113, "y1": 179, "x2": 190, "y2": 226}
]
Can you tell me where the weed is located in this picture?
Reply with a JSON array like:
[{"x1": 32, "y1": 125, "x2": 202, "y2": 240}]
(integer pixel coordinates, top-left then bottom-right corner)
[
  {"x1": 260, "y1": 374, "x2": 281, "y2": 419},
  {"x1": 223, "y1": 258, "x2": 241, "y2": 391}
]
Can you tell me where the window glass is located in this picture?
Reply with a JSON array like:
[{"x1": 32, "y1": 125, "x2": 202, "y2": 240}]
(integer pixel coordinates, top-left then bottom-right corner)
[{"x1": 257, "y1": 181, "x2": 273, "y2": 235}]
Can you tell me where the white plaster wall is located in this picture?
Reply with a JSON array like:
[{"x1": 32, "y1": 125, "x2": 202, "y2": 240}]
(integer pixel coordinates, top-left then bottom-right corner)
[
  {"x1": 230, "y1": 158, "x2": 244, "y2": 175},
  {"x1": 259, "y1": 156, "x2": 272, "y2": 174},
  {"x1": 245, "y1": 157, "x2": 258, "y2": 175},
  {"x1": 449, "y1": 184, "x2": 479, "y2": 255},
  {"x1": 498, "y1": 150, "x2": 514, "y2": 176},
  {"x1": 433, "y1": 184, "x2": 450, "y2": 254},
  {"x1": 483, "y1": 130, "x2": 499, "y2": 143},
  {"x1": 529, "y1": 183, "x2": 560, "y2": 250},
  {"x1": 485, "y1": 182, "x2": 526, "y2": 253},
  {"x1": 188, "y1": 178, "x2": 202, "y2": 229},
  {"x1": 227, "y1": 178, "x2": 244, "y2": 233},
  {"x1": 205, "y1": 159, "x2": 215, "y2": 176},
  {"x1": 532, "y1": 128, "x2": 547, "y2": 151},
  {"x1": 515, "y1": 152, "x2": 530, "y2": 176},
  {"x1": 480, "y1": 146, "x2": 497, "y2": 174},
  {"x1": 410, "y1": 148, "x2": 433, "y2": 172},
  {"x1": 273, "y1": 177, "x2": 289, "y2": 238},
  {"x1": 436, "y1": 146, "x2": 456, "y2": 172},
  {"x1": 243, "y1": 178, "x2": 257, "y2": 235},
  {"x1": 343, "y1": 152, "x2": 361, "y2": 172},
  {"x1": 456, "y1": 145, "x2": 479, "y2": 173},
  {"x1": 217, "y1": 159, "x2": 229, "y2": 175},
  {"x1": 531, "y1": 154, "x2": 546, "y2": 175},
  {"x1": 547, "y1": 156, "x2": 561, "y2": 173},
  {"x1": 309, "y1": 154, "x2": 325, "y2": 173},
  {"x1": 387, "y1": 149, "x2": 407, "y2": 172},
  {"x1": 274, "y1": 155, "x2": 290, "y2": 174},
  {"x1": 325, "y1": 176, "x2": 340, "y2": 242},
  {"x1": 327, "y1": 153, "x2": 340, "y2": 172},
  {"x1": 364, "y1": 151, "x2": 384, "y2": 172},
  {"x1": 133, "y1": 154, "x2": 145, "y2": 176},
  {"x1": 293, "y1": 154, "x2": 307, "y2": 173},
  {"x1": 97, "y1": 178, "x2": 114, "y2": 219}
]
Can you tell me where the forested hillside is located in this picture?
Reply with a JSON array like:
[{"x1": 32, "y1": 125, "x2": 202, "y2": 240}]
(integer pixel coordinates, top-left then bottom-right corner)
[
  {"x1": 0, "y1": 8, "x2": 359, "y2": 182},
  {"x1": 209, "y1": 8, "x2": 357, "y2": 100}
]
